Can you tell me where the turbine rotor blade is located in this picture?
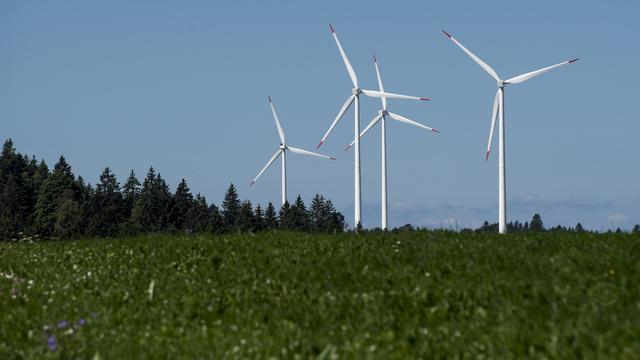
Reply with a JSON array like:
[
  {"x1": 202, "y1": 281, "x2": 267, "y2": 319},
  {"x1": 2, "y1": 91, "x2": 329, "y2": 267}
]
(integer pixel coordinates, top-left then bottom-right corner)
[
  {"x1": 330, "y1": 25, "x2": 358, "y2": 87},
  {"x1": 486, "y1": 89, "x2": 500, "y2": 162},
  {"x1": 387, "y1": 112, "x2": 438, "y2": 133},
  {"x1": 505, "y1": 58, "x2": 580, "y2": 85},
  {"x1": 318, "y1": 94, "x2": 356, "y2": 148},
  {"x1": 288, "y1": 146, "x2": 336, "y2": 160},
  {"x1": 373, "y1": 54, "x2": 387, "y2": 110},
  {"x1": 346, "y1": 113, "x2": 384, "y2": 150},
  {"x1": 268, "y1": 96, "x2": 286, "y2": 144},
  {"x1": 442, "y1": 30, "x2": 500, "y2": 82},
  {"x1": 251, "y1": 150, "x2": 282, "y2": 186},
  {"x1": 362, "y1": 89, "x2": 430, "y2": 101}
]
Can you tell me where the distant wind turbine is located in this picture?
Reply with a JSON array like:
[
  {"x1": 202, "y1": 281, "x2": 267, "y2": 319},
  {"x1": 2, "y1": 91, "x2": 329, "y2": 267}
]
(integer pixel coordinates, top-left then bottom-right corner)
[
  {"x1": 346, "y1": 55, "x2": 438, "y2": 230},
  {"x1": 251, "y1": 96, "x2": 336, "y2": 206},
  {"x1": 318, "y1": 24, "x2": 429, "y2": 227},
  {"x1": 442, "y1": 30, "x2": 579, "y2": 234}
]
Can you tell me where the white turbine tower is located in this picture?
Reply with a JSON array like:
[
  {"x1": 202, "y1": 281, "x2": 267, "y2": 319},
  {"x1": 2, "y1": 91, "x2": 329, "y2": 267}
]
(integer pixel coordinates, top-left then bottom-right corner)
[
  {"x1": 345, "y1": 55, "x2": 438, "y2": 230},
  {"x1": 251, "y1": 96, "x2": 336, "y2": 206},
  {"x1": 442, "y1": 30, "x2": 579, "y2": 234},
  {"x1": 318, "y1": 24, "x2": 429, "y2": 228}
]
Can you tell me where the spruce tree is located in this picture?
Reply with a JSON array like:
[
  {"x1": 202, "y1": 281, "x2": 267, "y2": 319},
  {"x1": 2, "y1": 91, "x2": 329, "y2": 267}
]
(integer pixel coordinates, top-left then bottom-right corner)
[
  {"x1": 122, "y1": 170, "x2": 141, "y2": 217},
  {"x1": 254, "y1": 204, "x2": 265, "y2": 232},
  {"x1": 324, "y1": 199, "x2": 344, "y2": 233},
  {"x1": 169, "y1": 178, "x2": 194, "y2": 231},
  {"x1": 130, "y1": 167, "x2": 171, "y2": 232},
  {"x1": 575, "y1": 222, "x2": 584, "y2": 232},
  {"x1": 279, "y1": 201, "x2": 293, "y2": 230},
  {"x1": 89, "y1": 167, "x2": 124, "y2": 237},
  {"x1": 189, "y1": 194, "x2": 210, "y2": 232},
  {"x1": 632, "y1": 224, "x2": 640, "y2": 234},
  {"x1": 530, "y1": 213, "x2": 544, "y2": 232},
  {"x1": 222, "y1": 183, "x2": 240, "y2": 231},
  {"x1": 208, "y1": 204, "x2": 224, "y2": 233},
  {"x1": 237, "y1": 200, "x2": 255, "y2": 232},
  {"x1": 34, "y1": 156, "x2": 78, "y2": 236},
  {"x1": 264, "y1": 202, "x2": 278, "y2": 230},
  {"x1": 291, "y1": 195, "x2": 309, "y2": 231}
]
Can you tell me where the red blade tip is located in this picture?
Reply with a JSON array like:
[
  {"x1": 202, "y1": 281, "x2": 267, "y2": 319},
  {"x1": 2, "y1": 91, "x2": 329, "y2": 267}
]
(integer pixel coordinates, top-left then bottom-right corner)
[
  {"x1": 344, "y1": 144, "x2": 352, "y2": 151},
  {"x1": 268, "y1": 96, "x2": 272, "y2": 103},
  {"x1": 250, "y1": 180, "x2": 255, "y2": 187},
  {"x1": 431, "y1": 128, "x2": 440, "y2": 134},
  {"x1": 329, "y1": 157, "x2": 336, "y2": 160},
  {"x1": 316, "y1": 140, "x2": 324, "y2": 149},
  {"x1": 485, "y1": 151, "x2": 490, "y2": 162},
  {"x1": 420, "y1": 98, "x2": 431, "y2": 101},
  {"x1": 373, "y1": 54, "x2": 377, "y2": 63},
  {"x1": 329, "y1": 24, "x2": 334, "y2": 33},
  {"x1": 569, "y1": 58, "x2": 580, "y2": 63},
  {"x1": 442, "y1": 30, "x2": 452, "y2": 38}
]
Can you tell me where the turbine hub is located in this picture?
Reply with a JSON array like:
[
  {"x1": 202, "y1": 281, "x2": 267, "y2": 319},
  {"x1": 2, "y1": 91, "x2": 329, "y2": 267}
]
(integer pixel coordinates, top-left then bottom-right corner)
[
  {"x1": 498, "y1": 79, "x2": 506, "y2": 88},
  {"x1": 352, "y1": 87, "x2": 361, "y2": 95},
  {"x1": 280, "y1": 144, "x2": 287, "y2": 150}
]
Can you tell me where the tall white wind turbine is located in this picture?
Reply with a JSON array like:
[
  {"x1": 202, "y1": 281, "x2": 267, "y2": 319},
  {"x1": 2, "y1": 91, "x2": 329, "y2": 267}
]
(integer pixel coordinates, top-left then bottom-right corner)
[
  {"x1": 442, "y1": 30, "x2": 579, "y2": 234},
  {"x1": 251, "y1": 96, "x2": 336, "y2": 206},
  {"x1": 318, "y1": 24, "x2": 429, "y2": 228},
  {"x1": 345, "y1": 55, "x2": 438, "y2": 230}
]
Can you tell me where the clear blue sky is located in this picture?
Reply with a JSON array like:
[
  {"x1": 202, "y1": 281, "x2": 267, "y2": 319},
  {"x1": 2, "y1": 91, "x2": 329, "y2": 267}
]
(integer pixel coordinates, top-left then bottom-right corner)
[{"x1": 2, "y1": 0, "x2": 638, "y2": 230}]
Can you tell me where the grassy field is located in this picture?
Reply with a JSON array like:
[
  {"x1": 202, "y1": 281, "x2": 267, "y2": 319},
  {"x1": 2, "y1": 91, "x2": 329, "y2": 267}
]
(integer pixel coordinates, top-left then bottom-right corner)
[{"x1": 1, "y1": 231, "x2": 639, "y2": 359}]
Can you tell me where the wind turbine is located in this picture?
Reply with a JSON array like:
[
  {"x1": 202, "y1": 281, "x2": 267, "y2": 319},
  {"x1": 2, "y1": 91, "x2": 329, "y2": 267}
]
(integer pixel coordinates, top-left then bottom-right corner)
[
  {"x1": 318, "y1": 24, "x2": 429, "y2": 228},
  {"x1": 442, "y1": 30, "x2": 579, "y2": 234},
  {"x1": 251, "y1": 96, "x2": 336, "y2": 206},
  {"x1": 345, "y1": 55, "x2": 438, "y2": 230}
]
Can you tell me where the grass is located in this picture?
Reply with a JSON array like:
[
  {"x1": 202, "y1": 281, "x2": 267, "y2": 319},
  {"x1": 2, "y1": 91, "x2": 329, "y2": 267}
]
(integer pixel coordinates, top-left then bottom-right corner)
[{"x1": 1, "y1": 231, "x2": 639, "y2": 359}]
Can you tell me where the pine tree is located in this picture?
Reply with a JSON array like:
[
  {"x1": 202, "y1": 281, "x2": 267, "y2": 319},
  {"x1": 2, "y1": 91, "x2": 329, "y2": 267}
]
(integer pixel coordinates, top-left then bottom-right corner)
[
  {"x1": 264, "y1": 202, "x2": 278, "y2": 230},
  {"x1": 222, "y1": 183, "x2": 241, "y2": 231},
  {"x1": 309, "y1": 194, "x2": 328, "y2": 232},
  {"x1": 189, "y1": 194, "x2": 210, "y2": 232},
  {"x1": 324, "y1": 199, "x2": 344, "y2": 233},
  {"x1": 122, "y1": 170, "x2": 141, "y2": 217},
  {"x1": 89, "y1": 167, "x2": 124, "y2": 237},
  {"x1": 237, "y1": 200, "x2": 255, "y2": 232},
  {"x1": 34, "y1": 156, "x2": 78, "y2": 237},
  {"x1": 254, "y1": 204, "x2": 265, "y2": 232},
  {"x1": 290, "y1": 195, "x2": 309, "y2": 231},
  {"x1": 130, "y1": 167, "x2": 172, "y2": 232},
  {"x1": 208, "y1": 204, "x2": 224, "y2": 233},
  {"x1": 575, "y1": 222, "x2": 584, "y2": 232},
  {"x1": 169, "y1": 178, "x2": 194, "y2": 231},
  {"x1": 530, "y1": 213, "x2": 544, "y2": 232},
  {"x1": 279, "y1": 201, "x2": 293, "y2": 230},
  {"x1": 632, "y1": 224, "x2": 640, "y2": 234}
]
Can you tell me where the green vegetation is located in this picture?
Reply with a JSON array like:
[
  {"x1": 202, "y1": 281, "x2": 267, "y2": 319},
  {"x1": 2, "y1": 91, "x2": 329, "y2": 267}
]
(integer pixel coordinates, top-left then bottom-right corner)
[{"x1": 2, "y1": 231, "x2": 639, "y2": 358}]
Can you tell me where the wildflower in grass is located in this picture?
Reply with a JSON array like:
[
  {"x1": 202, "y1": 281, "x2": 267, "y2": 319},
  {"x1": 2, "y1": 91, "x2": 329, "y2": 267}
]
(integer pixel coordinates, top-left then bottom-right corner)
[
  {"x1": 57, "y1": 320, "x2": 68, "y2": 329},
  {"x1": 47, "y1": 335, "x2": 57, "y2": 351}
]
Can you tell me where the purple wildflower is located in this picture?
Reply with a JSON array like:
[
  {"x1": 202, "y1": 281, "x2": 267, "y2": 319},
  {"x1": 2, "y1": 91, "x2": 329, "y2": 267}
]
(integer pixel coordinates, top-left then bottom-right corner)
[
  {"x1": 47, "y1": 335, "x2": 57, "y2": 351},
  {"x1": 78, "y1": 318, "x2": 87, "y2": 326},
  {"x1": 57, "y1": 320, "x2": 68, "y2": 329}
]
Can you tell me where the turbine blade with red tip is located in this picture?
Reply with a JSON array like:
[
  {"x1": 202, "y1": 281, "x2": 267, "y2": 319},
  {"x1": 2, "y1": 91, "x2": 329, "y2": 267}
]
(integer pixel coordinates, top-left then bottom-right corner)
[
  {"x1": 443, "y1": 30, "x2": 500, "y2": 82},
  {"x1": 387, "y1": 112, "x2": 437, "y2": 133},
  {"x1": 362, "y1": 89, "x2": 428, "y2": 101},
  {"x1": 268, "y1": 96, "x2": 286, "y2": 144},
  {"x1": 318, "y1": 94, "x2": 355, "y2": 147},
  {"x1": 251, "y1": 150, "x2": 282, "y2": 186},
  {"x1": 330, "y1": 25, "x2": 358, "y2": 87},
  {"x1": 288, "y1": 146, "x2": 336, "y2": 160},
  {"x1": 505, "y1": 58, "x2": 580, "y2": 85},
  {"x1": 486, "y1": 89, "x2": 500, "y2": 161},
  {"x1": 346, "y1": 113, "x2": 384, "y2": 150}
]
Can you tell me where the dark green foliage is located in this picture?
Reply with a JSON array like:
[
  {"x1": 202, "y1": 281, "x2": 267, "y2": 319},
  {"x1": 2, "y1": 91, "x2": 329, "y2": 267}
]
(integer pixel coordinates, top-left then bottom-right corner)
[
  {"x1": 34, "y1": 156, "x2": 79, "y2": 237},
  {"x1": 278, "y1": 201, "x2": 293, "y2": 230},
  {"x1": 290, "y1": 195, "x2": 310, "y2": 231},
  {"x1": 130, "y1": 168, "x2": 172, "y2": 232},
  {"x1": 88, "y1": 167, "x2": 124, "y2": 237},
  {"x1": 237, "y1": 200, "x2": 256, "y2": 232},
  {"x1": 264, "y1": 202, "x2": 278, "y2": 230},
  {"x1": 189, "y1": 194, "x2": 210, "y2": 233},
  {"x1": 208, "y1": 204, "x2": 223, "y2": 233},
  {"x1": 253, "y1": 204, "x2": 264, "y2": 232},
  {"x1": 2, "y1": 232, "x2": 639, "y2": 358},
  {"x1": 576, "y1": 222, "x2": 584, "y2": 232},
  {"x1": 530, "y1": 213, "x2": 544, "y2": 232},
  {"x1": 633, "y1": 224, "x2": 640, "y2": 234},
  {"x1": 222, "y1": 183, "x2": 240, "y2": 231},
  {"x1": 53, "y1": 199, "x2": 84, "y2": 238},
  {"x1": 308, "y1": 194, "x2": 344, "y2": 233},
  {"x1": 169, "y1": 178, "x2": 194, "y2": 231},
  {"x1": 122, "y1": 170, "x2": 141, "y2": 217}
]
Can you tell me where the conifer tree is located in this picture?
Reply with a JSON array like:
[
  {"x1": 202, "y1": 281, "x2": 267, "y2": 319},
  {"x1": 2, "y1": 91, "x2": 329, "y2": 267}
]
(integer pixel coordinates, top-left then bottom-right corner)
[
  {"x1": 189, "y1": 194, "x2": 210, "y2": 232},
  {"x1": 575, "y1": 222, "x2": 584, "y2": 232},
  {"x1": 254, "y1": 204, "x2": 265, "y2": 232},
  {"x1": 34, "y1": 156, "x2": 78, "y2": 236},
  {"x1": 122, "y1": 170, "x2": 141, "y2": 217},
  {"x1": 237, "y1": 200, "x2": 255, "y2": 232},
  {"x1": 222, "y1": 183, "x2": 240, "y2": 231},
  {"x1": 324, "y1": 199, "x2": 344, "y2": 233},
  {"x1": 208, "y1": 204, "x2": 224, "y2": 233},
  {"x1": 291, "y1": 195, "x2": 309, "y2": 231},
  {"x1": 632, "y1": 224, "x2": 640, "y2": 234},
  {"x1": 0, "y1": 140, "x2": 35, "y2": 239},
  {"x1": 131, "y1": 167, "x2": 171, "y2": 232},
  {"x1": 530, "y1": 213, "x2": 544, "y2": 232},
  {"x1": 169, "y1": 178, "x2": 194, "y2": 231},
  {"x1": 264, "y1": 202, "x2": 278, "y2": 230},
  {"x1": 89, "y1": 167, "x2": 124, "y2": 237},
  {"x1": 279, "y1": 201, "x2": 293, "y2": 230}
]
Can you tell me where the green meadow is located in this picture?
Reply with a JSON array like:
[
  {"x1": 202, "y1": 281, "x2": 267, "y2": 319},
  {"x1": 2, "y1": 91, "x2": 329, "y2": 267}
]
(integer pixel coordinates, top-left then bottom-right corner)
[{"x1": 1, "y1": 231, "x2": 639, "y2": 359}]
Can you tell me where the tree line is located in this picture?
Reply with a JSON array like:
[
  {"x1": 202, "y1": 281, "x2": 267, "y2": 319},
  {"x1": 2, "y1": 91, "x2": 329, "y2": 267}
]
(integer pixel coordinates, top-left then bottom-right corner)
[{"x1": 0, "y1": 139, "x2": 344, "y2": 241}]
